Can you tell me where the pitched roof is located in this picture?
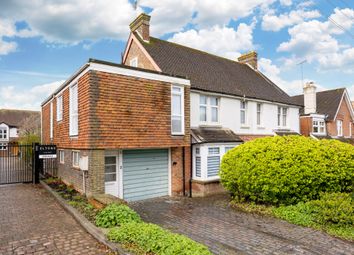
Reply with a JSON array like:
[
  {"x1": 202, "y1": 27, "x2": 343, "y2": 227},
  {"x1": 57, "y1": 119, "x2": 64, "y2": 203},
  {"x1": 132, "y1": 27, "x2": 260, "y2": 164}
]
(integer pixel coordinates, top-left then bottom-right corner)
[
  {"x1": 138, "y1": 36, "x2": 299, "y2": 106},
  {"x1": 0, "y1": 109, "x2": 40, "y2": 127},
  {"x1": 312, "y1": 134, "x2": 354, "y2": 145},
  {"x1": 191, "y1": 127, "x2": 243, "y2": 144},
  {"x1": 291, "y1": 88, "x2": 345, "y2": 120}
]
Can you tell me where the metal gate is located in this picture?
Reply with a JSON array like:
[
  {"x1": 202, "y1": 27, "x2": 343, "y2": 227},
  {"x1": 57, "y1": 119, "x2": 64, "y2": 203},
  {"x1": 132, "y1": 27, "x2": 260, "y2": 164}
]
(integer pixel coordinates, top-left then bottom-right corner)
[{"x1": 0, "y1": 144, "x2": 33, "y2": 184}]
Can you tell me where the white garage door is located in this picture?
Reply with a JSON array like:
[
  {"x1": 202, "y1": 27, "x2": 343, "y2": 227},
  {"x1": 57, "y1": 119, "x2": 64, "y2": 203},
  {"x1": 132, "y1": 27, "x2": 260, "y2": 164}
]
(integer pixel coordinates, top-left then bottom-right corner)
[{"x1": 123, "y1": 149, "x2": 169, "y2": 201}]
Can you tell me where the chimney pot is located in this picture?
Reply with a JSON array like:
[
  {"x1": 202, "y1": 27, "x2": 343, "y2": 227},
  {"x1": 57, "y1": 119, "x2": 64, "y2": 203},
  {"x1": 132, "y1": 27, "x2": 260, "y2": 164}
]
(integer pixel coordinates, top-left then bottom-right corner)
[
  {"x1": 238, "y1": 51, "x2": 258, "y2": 70},
  {"x1": 303, "y1": 81, "x2": 317, "y2": 114},
  {"x1": 130, "y1": 13, "x2": 151, "y2": 42}
]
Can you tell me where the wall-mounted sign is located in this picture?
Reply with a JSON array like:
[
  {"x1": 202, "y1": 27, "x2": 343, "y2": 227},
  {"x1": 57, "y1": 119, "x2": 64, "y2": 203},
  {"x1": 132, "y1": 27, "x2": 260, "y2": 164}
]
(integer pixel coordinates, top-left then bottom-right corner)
[{"x1": 37, "y1": 145, "x2": 57, "y2": 159}]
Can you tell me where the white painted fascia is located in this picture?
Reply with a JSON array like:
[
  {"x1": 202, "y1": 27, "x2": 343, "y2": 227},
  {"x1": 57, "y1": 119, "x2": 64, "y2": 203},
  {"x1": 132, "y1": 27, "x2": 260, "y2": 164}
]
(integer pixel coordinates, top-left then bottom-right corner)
[{"x1": 42, "y1": 61, "x2": 190, "y2": 107}]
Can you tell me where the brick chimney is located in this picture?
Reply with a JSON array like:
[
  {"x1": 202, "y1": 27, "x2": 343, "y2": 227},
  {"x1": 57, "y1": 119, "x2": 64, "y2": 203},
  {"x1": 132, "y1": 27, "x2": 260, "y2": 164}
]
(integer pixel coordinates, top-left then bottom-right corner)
[
  {"x1": 303, "y1": 81, "x2": 317, "y2": 114},
  {"x1": 129, "y1": 13, "x2": 151, "y2": 42},
  {"x1": 238, "y1": 51, "x2": 258, "y2": 70}
]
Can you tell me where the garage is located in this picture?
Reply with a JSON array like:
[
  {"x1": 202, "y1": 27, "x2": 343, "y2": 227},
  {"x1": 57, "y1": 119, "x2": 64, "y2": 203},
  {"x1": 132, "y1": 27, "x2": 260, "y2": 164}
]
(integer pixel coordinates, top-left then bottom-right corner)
[{"x1": 123, "y1": 149, "x2": 169, "y2": 201}]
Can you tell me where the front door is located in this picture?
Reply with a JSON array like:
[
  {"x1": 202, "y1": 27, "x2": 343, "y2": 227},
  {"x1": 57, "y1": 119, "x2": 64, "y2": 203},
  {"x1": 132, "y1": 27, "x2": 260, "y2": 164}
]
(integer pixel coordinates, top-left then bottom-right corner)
[{"x1": 104, "y1": 155, "x2": 118, "y2": 197}]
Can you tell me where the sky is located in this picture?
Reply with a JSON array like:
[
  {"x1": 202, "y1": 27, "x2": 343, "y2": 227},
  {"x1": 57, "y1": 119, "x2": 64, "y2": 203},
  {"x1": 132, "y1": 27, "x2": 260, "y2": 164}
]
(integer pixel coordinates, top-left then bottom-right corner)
[{"x1": 0, "y1": 0, "x2": 353, "y2": 110}]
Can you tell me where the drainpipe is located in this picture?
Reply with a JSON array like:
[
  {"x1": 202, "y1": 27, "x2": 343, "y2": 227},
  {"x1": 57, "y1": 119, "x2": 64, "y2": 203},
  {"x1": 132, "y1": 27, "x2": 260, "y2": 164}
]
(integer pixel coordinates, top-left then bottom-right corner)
[
  {"x1": 189, "y1": 145, "x2": 193, "y2": 198},
  {"x1": 182, "y1": 147, "x2": 185, "y2": 196}
]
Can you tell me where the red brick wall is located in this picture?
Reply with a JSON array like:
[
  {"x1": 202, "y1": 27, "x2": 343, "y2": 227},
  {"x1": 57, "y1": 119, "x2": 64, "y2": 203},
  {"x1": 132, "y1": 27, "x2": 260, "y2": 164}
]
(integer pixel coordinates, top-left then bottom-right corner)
[
  {"x1": 171, "y1": 146, "x2": 191, "y2": 196},
  {"x1": 124, "y1": 40, "x2": 157, "y2": 71},
  {"x1": 299, "y1": 116, "x2": 312, "y2": 137},
  {"x1": 327, "y1": 98, "x2": 354, "y2": 137},
  {"x1": 42, "y1": 70, "x2": 190, "y2": 149}
]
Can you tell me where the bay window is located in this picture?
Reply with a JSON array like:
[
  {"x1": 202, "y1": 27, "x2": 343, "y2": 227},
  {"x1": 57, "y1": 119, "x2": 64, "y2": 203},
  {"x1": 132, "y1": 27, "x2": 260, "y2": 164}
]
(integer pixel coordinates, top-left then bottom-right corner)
[
  {"x1": 199, "y1": 95, "x2": 219, "y2": 124},
  {"x1": 171, "y1": 86, "x2": 184, "y2": 135},
  {"x1": 193, "y1": 144, "x2": 238, "y2": 181}
]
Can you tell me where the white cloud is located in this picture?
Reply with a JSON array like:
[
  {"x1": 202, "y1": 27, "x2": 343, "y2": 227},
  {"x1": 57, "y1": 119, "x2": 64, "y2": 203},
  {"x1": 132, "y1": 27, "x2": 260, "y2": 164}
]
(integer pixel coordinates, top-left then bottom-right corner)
[
  {"x1": 0, "y1": 0, "x2": 138, "y2": 45},
  {"x1": 0, "y1": 39, "x2": 17, "y2": 55},
  {"x1": 280, "y1": 0, "x2": 292, "y2": 6},
  {"x1": 348, "y1": 85, "x2": 354, "y2": 100},
  {"x1": 0, "y1": 80, "x2": 63, "y2": 110},
  {"x1": 278, "y1": 8, "x2": 354, "y2": 72},
  {"x1": 262, "y1": 9, "x2": 321, "y2": 32},
  {"x1": 169, "y1": 22, "x2": 255, "y2": 59}
]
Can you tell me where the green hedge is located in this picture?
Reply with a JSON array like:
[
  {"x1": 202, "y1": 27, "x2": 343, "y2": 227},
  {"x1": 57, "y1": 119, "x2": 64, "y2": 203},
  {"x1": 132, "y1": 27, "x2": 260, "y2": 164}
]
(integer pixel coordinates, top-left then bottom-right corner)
[
  {"x1": 220, "y1": 136, "x2": 354, "y2": 205},
  {"x1": 95, "y1": 204, "x2": 142, "y2": 228},
  {"x1": 108, "y1": 222, "x2": 212, "y2": 255}
]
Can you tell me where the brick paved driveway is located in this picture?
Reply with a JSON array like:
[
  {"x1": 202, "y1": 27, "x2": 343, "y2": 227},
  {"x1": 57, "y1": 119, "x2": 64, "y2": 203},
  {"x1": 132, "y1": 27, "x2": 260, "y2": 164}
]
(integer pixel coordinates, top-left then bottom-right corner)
[
  {"x1": 130, "y1": 195, "x2": 354, "y2": 255},
  {"x1": 0, "y1": 184, "x2": 111, "y2": 255}
]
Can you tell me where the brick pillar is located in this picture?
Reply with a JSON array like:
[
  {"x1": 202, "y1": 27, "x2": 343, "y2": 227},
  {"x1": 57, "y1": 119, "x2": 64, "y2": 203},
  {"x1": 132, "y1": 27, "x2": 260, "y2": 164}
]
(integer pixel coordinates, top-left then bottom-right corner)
[
  {"x1": 171, "y1": 146, "x2": 191, "y2": 197},
  {"x1": 87, "y1": 149, "x2": 105, "y2": 196}
]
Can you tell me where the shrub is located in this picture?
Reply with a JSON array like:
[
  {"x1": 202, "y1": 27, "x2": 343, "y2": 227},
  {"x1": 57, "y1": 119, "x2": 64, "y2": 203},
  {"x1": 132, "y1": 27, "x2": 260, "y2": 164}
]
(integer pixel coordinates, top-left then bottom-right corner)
[
  {"x1": 108, "y1": 222, "x2": 212, "y2": 255},
  {"x1": 95, "y1": 204, "x2": 142, "y2": 228},
  {"x1": 308, "y1": 193, "x2": 354, "y2": 226},
  {"x1": 220, "y1": 136, "x2": 354, "y2": 205}
]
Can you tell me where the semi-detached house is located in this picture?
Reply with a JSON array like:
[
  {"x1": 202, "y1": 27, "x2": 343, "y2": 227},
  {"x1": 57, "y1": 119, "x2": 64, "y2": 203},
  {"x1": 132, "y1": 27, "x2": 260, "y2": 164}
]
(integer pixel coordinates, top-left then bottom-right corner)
[{"x1": 42, "y1": 13, "x2": 301, "y2": 201}]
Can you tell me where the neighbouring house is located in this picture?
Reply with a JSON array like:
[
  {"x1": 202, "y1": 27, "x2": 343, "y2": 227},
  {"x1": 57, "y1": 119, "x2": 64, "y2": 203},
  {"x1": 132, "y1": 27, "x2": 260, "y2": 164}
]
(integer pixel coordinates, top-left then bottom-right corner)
[
  {"x1": 0, "y1": 109, "x2": 40, "y2": 156},
  {"x1": 292, "y1": 83, "x2": 354, "y2": 144},
  {"x1": 41, "y1": 59, "x2": 191, "y2": 201},
  {"x1": 122, "y1": 13, "x2": 301, "y2": 196}
]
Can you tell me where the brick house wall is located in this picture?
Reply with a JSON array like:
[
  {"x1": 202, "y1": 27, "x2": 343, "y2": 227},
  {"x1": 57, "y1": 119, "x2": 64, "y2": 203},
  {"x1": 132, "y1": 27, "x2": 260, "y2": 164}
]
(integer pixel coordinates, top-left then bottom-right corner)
[
  {"x1": 326, "y1": 98, "x2": 353, "y2": 137},
  {"x1": 42, "y1": 66, "x2": 191, "y2": 197},
  {"x1": 125, "y1": 40, "x2": 157, "y2": 71}
]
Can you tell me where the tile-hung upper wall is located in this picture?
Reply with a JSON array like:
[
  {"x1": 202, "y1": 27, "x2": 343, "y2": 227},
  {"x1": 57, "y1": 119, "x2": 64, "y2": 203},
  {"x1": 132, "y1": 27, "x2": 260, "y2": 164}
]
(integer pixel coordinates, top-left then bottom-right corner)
[
  {"x1": 190, "y1": 92, "x2": 300, "y2": 134},
  {"x1": 42, "y1": 68, "x2": 190, "y2": 149}
]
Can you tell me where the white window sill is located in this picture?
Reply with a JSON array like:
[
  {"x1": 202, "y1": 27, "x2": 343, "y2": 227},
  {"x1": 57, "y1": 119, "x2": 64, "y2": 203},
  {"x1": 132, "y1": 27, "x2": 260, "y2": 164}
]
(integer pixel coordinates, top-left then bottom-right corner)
[
  {"x1": 257, "y1": 126, "x2": 265, "y2": 129},
  {"x1": 172, "y1": 133, "x2": 185, "y2": 136},
  {"x1": 240, "y1": 125, "x2": 250, "y2": 129},
  {"x1": 192, "y1": 177, "x2": 220, "y2": 183},
  {"x1": 199, "y1": 123, "x2": 222, "y2": 128}
]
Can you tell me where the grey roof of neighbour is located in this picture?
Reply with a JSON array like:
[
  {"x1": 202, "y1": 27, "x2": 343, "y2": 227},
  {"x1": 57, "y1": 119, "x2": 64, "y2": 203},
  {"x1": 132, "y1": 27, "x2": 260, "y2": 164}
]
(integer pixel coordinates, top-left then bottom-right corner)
[
  {"x1": 191, "y1": 127, "x2": 243, "y2": 144},
  {"x1": 312, "y1": 134, "x2": 354, "y2": 145},
  {"x1": 0, "y1": 109, "x2": 40, "y2": 127},
  {"x1": 139, "y1": 36, "x2": 300, "y2": 106},
  {"x1": 274, "y1": 130, "x2": 300, "y2": 136},
  {"x1": 291, "y1": 88, "x2": 345, "y2": 120}
]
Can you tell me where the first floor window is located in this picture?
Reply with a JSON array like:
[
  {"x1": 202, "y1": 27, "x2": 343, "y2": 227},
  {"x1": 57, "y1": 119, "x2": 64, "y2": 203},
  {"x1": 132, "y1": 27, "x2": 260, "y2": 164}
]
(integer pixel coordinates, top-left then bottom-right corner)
[
  {"x1": 104, "y1": 156, "x2": 117, "y2": 182},
  {"x1": 337, "y1": 120, "x2": 343, "y2": 136},
  {"x1": 240, "y1": 101, "x2": 247, "y2": 125},
  {"x1": 69, "y1": 83, "x2": 78, "y2": 136},
  {"x1": 50, "y1": 101, "x2": 53, "y2": 139},
  {"x1": 0, "y1": 128, "x2": 7, "y2": 139},
  {"x1": 207, "y1": 147, "x2": 220, "y2": 177},
  {"x1": 0, "y1": 143, "x2": 7, "y2": 150},
  {"x1": 72, "y1": 151, "x2": 79, "y2": 168},
  {"x1": 57, "y1": 95, "x2": 63, "y2": 121},
  {"x1": 171, "y1": 86, "x2": 184, "y2": 134},
  {"x1": 199, "y1": 95, "x2": 219, "y2": 123},
  {"x1": 59, "y1": 150, "x2": 65, "y2": 164}
]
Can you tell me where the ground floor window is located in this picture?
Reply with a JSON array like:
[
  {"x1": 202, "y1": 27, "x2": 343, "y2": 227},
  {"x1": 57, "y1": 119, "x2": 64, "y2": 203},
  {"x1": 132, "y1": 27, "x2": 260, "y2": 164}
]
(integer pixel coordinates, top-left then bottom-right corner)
[
  {"x1": 59, "y1": 150, "x2": 65, "y2": 164},
  {"x1": 193, "y1": 144, "x2": 239, "y2": 181},
  {"x1": 72, "y1": 151, "x2": 80, "y2": 168},
  {"x1": 0, "y1": 143, "x2": 7, "y2": 150}
]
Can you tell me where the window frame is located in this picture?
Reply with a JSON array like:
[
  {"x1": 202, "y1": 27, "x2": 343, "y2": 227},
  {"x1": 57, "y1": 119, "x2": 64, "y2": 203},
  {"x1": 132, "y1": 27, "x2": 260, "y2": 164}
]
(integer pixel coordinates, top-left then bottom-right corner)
[
  {"x1": 59, "y1": 150, "x2": 65, "y2": 164},
  {"x1": 240, "y1": 101, "x2": 248, "y2": 126},
  {"x1": 72, "y1": 150, "x2": 80, "y2": 168},
  {"x1": 199, "y1": 95, "x2": 220, "y2": 124},
  {"x1": 0, "y1": 143, "x2": 7, "y2": 150},
  {"x1": 0, "y1": 127, "x2": 7, "y2": 140},
  {"x1": 312, "y1": 118, "x2": 326, "y2": 135},
  {"x1": 337, "y1": 120, "x2": 343, "y2": 137},
  {"x1": 69, "y1": 83, "x2": 79, "y2": 137},
  {"x1": 171, "y1": 85, "x2": 185, "y2": 135},
  {"x1": 57, "y1": 94, "x2": 63, "y2": 122},
  {"x1": 277, "y1": 106, "x2": 288, "y2": 128},
  {"x1": 256, "y1": 103, "x2": 263, "y2": 126},
  {"x1": 50, "y1": 101, "x2": 53, "y2": 139}
]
